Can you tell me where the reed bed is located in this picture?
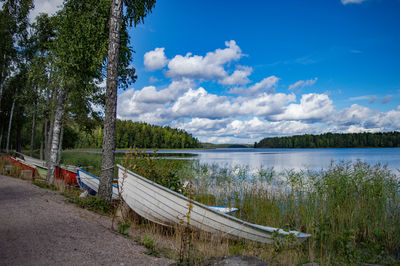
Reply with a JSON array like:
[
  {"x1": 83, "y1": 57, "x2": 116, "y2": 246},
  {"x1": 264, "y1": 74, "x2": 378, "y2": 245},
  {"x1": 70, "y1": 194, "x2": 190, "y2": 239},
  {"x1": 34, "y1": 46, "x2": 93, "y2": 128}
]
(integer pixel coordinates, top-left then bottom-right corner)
[{"x1": 181, "y1": 160, "x2": 400, "y2": 264}]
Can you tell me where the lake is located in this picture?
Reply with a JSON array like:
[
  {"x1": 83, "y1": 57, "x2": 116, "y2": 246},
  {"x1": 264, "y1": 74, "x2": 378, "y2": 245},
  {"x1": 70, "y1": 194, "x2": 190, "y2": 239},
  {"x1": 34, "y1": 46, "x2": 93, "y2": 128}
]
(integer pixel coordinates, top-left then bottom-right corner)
[{"x1": 145, "y1": 148, "x2": 400, "y2": 173}]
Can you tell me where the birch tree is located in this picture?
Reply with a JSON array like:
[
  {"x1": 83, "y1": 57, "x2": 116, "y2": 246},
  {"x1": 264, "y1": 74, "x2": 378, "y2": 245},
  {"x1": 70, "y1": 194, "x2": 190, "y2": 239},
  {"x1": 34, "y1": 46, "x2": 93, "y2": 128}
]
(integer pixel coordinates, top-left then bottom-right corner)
[{"x1": 98, "y1": 0, "x2": 156, "y2": 203}]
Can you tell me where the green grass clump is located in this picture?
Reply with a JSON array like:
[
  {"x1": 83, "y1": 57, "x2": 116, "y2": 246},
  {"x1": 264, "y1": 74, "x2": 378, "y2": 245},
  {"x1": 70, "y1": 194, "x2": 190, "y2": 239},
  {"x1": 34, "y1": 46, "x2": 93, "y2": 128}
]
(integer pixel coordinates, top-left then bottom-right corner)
[
  {"x1": 33, "y1": 181, "x2": 57, "y2": 190},
  {"x1": 63, "y1": 191, "x2": 112, "y2": 215}
]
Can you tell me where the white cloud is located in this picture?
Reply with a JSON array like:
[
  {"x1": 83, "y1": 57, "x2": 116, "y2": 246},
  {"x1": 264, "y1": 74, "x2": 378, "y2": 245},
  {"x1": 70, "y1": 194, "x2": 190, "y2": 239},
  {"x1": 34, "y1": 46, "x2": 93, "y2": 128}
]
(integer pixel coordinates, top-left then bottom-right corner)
[
  {"x1": 166, "y1": 40, "x2": 243, "y2": 81},
  {"x1": 144, "y1": 47, "x2": 168, "y2": 71},
  {"x1": 169, "y1": 88, "x2": 236, "y2": 119},
  {"x1": 117, "y1": 41, "x2": 399, "y2": 143},
  {"x1": 176, "y1": 117, "x2": 318, "y2": 143},
  {"x1": 237, "y1": 93, "x2": 295, "y2": 116},
  {"x1": 230, "y1": 76, "x2": 279, "y2": 95},
  {"x1": 220, "y1": 66, "x2": 252, "y2": 85},
  {"x1": 329, "y1": 104, "x2": 400, "y2": 132},
  {"x1": 29, "y1": 0, "x2": 64, "y2": 22},
  {"x1": 271, "y1": 93, "x2": 334, "y2": 121},
  {"x1": 288, "y1": 77, "x2": 317, "y2": 91},
  {"x1": 341, "y1": 0, "x2": 366, "y2": 4}
]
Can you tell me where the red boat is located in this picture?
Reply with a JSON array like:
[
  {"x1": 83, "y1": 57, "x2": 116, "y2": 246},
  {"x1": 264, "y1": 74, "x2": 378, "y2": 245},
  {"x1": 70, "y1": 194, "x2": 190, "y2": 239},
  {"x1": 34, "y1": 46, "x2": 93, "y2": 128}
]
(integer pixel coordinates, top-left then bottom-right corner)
[
  {"x1": 55, "y1": 166, "x2": 78, "y2": 185},
  {"x1": 1, "y1": 155, "x2": 39, "y2": 177}
]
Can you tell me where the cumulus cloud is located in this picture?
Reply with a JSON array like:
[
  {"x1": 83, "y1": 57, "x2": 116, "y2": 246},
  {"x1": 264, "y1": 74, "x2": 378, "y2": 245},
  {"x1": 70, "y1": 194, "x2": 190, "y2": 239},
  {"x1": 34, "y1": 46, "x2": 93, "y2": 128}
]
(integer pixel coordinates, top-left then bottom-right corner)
[
  {"x1": 288, "y1": 77, "x2": 318, "y2": 91},
  {"x1": 166, "y1": 40, "x2": 243, "y2": 81},
  {"x1": 29, "y1": 0, "x2": 64, "y2": 22},
  {"x1": 175, "y1": 117, "x2": 318, "y2": 143},
  {"x1": 144, "y1": 48, "x2": 168, "y2": 71},
  {"x1": 341, "y1": 0, "x2": 366, "y2": 4},
  {"x1": 271, "y1": 93, "x2": 334, "y2": 121},
  {"x1": 230, "y1": 76, "x2": 279, "y2": 95},
  {"x1": 117, "y1": 78, "x2": 195, "y2": 123},
  {"x1": 168, "y1": 88, "x2": 236, "y2": 119},
  {"x1": 117, "y1": 41, "x2": 399, "y2": 143},
  {"x1": 237, "y1": 93, "x2": 295, "y2": 116},
  {"x1": 220, "y1": 66, "x2": 252, "y2": 85}
]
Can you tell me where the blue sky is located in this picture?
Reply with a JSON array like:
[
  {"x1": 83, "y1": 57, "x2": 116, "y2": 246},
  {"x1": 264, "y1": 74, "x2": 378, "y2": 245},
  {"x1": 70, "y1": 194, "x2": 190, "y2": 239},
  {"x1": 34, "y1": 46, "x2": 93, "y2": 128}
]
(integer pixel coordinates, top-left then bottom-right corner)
[{"x1": 32, "y1": 0, "x2": 400, "y2": 144}]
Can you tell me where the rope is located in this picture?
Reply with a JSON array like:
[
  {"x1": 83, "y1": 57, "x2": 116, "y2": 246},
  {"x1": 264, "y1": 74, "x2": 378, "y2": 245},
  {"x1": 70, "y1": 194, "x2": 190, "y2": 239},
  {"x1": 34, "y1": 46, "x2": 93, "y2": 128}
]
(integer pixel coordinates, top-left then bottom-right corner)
[{"x1": 101, "y1": 165, "x2": 115, "y2": 171}]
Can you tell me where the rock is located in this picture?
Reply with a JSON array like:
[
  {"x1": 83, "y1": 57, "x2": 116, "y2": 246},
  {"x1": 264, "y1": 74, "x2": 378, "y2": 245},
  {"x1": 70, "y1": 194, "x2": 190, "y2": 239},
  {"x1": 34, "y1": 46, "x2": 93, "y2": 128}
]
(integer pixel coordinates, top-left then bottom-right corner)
[{"x1": 202, "y1": 255, "x2": 267, "y2": 266}]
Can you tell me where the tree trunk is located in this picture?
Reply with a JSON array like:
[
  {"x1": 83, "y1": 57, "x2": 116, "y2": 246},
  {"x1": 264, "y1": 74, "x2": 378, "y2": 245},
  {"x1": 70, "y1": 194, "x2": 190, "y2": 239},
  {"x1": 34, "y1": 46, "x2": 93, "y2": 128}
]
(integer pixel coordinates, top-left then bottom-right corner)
[
  {"x1": 57, "y1": 120, "x2": 64, "y2": 165},
  {"x1": 16, "y1": 117, "x2": 22, "y2": 152},
  {"x1": 30, "y1": 107, "x2": 36, "y2": 156},
  {"x1": 0, "y1": 85, "x2": 3, "y2": 114},
  {"x1": 44, "y1": 119, "x2": 48, "y2": 159},
  {"x1": 46, "y1": 89, "x2": 66, "y2": 185},
  {"x1": 0, "y1": 128, "x2": 3, "y2": 150},
  {"x1": 98, "y1": 0, "x2": 123, "y2": 203},
  {"x1": 44, "y1": 88, "x2": 52, "y2": 162},
  {"x1": 40, "y1": 140, "x2": 43, "y2": 160},
  {"x1": 46, "y1": 116, "x2": 54, "y2": 166},
  {"x1": 6, "y1": 97, "x2": 16, "y2": 154},
  {"x1": 30, "y1": 89, "x2": 38, "y2": 156}
]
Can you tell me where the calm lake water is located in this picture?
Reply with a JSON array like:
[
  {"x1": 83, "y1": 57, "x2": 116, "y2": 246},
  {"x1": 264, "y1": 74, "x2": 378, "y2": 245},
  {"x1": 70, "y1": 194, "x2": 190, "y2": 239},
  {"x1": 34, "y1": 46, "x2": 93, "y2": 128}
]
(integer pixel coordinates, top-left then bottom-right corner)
[{"x1": 151, "y1": 148, "x2": 400, "y2": 173}]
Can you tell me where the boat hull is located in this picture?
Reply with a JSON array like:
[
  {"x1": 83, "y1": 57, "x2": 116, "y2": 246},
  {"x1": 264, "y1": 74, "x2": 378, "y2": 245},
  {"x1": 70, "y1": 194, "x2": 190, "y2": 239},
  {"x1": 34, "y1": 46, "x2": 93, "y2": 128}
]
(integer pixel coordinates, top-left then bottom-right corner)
[
  {"x1": 117, "y1": 164, "x2": 310, "y2": 244},
  {"x1": 77, "y1": 169, "x2": 119, "y2": 200},
  {"x1": 55, "y1": 166, "x2": 78, "y2": 185}
]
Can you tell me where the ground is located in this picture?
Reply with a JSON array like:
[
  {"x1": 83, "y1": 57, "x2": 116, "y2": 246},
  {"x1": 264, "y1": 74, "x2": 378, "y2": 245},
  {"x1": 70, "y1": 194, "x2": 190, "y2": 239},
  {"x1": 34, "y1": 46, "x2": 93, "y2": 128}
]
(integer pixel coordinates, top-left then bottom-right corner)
[{"x1": 0, "y1": 175, "x2": 173, "y2": 265}]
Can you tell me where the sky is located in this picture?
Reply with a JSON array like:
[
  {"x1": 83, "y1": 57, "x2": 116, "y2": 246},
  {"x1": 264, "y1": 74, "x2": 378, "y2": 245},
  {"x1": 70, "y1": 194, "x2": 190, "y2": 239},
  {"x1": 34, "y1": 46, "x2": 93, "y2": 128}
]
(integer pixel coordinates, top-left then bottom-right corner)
[{"x1": 31, "y1": 0, "x2": 400, "y2": 144}]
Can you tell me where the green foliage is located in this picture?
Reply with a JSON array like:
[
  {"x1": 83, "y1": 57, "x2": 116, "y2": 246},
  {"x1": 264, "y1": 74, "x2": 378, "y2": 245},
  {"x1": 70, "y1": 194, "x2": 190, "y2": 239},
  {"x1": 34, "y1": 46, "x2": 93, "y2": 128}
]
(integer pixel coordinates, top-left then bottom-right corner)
[
  {"x1": 117, "y1": 221, "x2": 131, "y2": 237},
  {"x1": 255, "y1": 132, "x2": 400, "y2": 148},
  {"x1": 65, "y1": 192, "x2": 112, "y2": 215},
  {"x1": 73, "y1": 120, "x2": 201, "y2": 149},
  {"x1": 33, "y1": 181, "x2": 58, "y2": 190},
  {"x1": 143, "y1": 235, "x2": 160, "y2": 257},
  {"x1": 124, "y1": 149, "x2": 186, "y2": 194}
]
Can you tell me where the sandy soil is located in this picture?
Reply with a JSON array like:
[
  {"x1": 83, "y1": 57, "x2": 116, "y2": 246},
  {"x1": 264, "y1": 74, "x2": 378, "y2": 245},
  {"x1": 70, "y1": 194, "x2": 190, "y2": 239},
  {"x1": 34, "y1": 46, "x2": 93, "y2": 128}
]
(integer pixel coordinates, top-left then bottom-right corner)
[{"x1": 0, "y1": 175, "x2": 173, "y2": 266}]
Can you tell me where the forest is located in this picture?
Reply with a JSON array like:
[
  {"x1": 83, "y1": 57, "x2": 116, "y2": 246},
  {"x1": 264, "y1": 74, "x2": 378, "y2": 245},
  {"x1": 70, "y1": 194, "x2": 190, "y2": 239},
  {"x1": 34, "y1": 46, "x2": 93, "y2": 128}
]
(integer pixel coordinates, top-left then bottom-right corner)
[
  {"x1": 0, "y1": 0, "x2": 161, "y2": 198},
  {"x1": 254, "y1": 131, "x2": 400, "y2": 148},
  {"x1": 73, "y1": 120, "x2": 201, "y2": 149},
  {"x1": 0, "y1": 1, "x2": 170, "y2": 158}
]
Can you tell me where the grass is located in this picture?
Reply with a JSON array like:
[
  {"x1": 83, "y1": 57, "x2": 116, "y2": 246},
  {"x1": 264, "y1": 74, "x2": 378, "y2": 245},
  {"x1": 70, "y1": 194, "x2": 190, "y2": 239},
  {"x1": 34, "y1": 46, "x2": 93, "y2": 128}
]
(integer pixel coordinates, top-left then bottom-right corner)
[
  {"x1": 180, "y1": 160, "x2": 400, "y2": 264},
  {"x1": 62, "y1": 190, "x2": 112, "y2": 215}
]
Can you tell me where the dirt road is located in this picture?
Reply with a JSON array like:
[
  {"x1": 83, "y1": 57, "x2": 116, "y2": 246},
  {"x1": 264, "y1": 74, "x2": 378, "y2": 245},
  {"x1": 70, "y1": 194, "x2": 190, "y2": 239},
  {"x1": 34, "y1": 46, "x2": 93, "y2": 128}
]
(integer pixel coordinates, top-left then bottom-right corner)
[{"x1": 0, "y1": 175, "x2": 172, "y2": 265}]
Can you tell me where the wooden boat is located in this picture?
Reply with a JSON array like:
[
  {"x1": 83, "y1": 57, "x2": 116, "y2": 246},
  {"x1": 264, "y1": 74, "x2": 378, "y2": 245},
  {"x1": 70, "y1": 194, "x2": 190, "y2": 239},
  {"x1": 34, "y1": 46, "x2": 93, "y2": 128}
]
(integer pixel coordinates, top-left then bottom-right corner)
[
  {"x1": 15, "y1": 152, "x2": 46, "y2": 168},
  {"x1": 1, "y1": 155, "x2": 40, "y2": 177},
  {"x1": 117, "y1": 164, "x2": 311, "y2": 244},
  {"x1": 55, "y1": 166, "x2": 78, "y2": 185},
  {"x1": 77, "y1": 169, "x2": 119, "y2": 200},
  {"x1": 15, "y1": 152, "x2": 78, "y2": 185}
]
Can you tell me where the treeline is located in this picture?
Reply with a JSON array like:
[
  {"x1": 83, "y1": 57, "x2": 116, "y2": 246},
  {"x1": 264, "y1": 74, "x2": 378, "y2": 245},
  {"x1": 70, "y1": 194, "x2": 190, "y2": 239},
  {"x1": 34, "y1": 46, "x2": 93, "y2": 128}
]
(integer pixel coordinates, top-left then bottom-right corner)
[
  {"x1": 254, "y1": 132, "x2": 400, "y2": 148},
  {"x1": 72, "y1": 120, "x2": 201, "y2": 149}
]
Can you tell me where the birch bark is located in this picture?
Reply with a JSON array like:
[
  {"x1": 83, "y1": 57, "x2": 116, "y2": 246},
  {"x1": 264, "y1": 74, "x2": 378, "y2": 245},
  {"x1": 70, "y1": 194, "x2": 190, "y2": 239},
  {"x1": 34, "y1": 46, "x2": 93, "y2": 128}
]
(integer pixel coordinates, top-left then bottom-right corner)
[
  {"x1": 46, "y1": 89, "x2": 66, "y2": 184},
  {"x1": 98, "y1": 0, "x2": 123, "y2": 203}
]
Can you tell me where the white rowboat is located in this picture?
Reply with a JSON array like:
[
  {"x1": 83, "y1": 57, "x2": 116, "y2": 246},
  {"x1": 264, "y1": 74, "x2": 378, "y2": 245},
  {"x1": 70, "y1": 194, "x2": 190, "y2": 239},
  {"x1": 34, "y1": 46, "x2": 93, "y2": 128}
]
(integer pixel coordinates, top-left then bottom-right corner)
[
  {"x1": 77, "y1": 169, "x2": 119, "y2": 200},
  {"x1": 16, "y1": 152, "x2": 47, "y2": 169},
  {"x1": 117, "y1": 164, "x2": 311, "y2": 244}
]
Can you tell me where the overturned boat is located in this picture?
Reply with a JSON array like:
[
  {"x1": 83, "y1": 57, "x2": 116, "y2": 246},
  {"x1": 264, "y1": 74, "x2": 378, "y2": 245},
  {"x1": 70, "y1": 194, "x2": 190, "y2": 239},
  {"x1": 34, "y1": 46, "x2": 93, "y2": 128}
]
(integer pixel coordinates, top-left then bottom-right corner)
[
  {"x1": 117, "y1": 164, "x2": 310, "y2": 244},
  {"x1": 77, "y1": 169, "x2": 119, "y2": 200}
]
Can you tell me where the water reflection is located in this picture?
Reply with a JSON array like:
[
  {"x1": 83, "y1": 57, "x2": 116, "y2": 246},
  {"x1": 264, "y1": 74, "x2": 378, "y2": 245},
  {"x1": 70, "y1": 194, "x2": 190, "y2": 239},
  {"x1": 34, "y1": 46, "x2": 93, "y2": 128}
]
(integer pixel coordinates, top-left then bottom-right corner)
[{"x1": 153, "y1": 148, "x2": 400, "y2": 172}]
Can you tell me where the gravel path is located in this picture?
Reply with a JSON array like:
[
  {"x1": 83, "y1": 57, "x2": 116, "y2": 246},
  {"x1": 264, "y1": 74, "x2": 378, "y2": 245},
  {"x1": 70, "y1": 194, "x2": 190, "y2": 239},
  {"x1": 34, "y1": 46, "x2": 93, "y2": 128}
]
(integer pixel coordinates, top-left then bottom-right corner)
[{"x1": 0, "y1": 175, "x2": 172, "y2": 266}]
